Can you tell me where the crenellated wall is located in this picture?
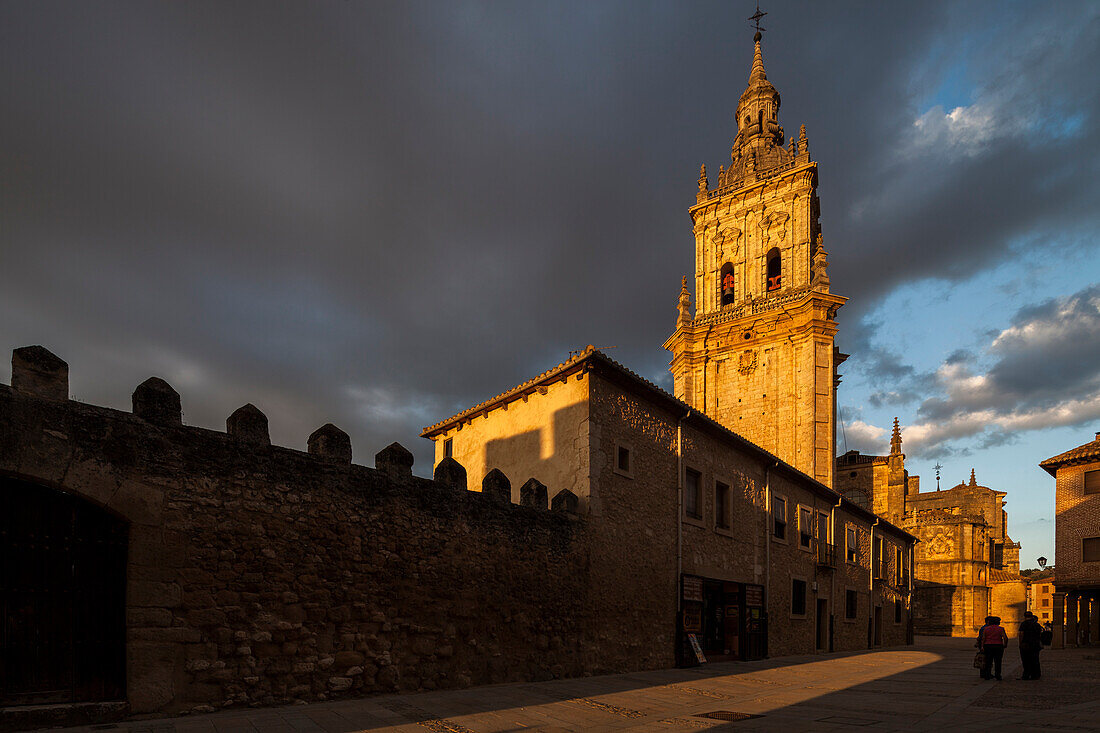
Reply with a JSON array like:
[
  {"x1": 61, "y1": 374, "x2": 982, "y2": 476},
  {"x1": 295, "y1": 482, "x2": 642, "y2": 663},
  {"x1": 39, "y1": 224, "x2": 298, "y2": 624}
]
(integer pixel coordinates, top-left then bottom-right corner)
[{"x1": 0, "y1": 346, "x2": 590, "y2": 716}]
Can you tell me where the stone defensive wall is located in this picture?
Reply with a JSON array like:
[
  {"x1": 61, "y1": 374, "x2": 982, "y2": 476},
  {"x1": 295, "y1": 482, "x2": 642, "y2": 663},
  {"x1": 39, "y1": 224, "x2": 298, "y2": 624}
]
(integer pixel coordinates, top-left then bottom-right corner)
[{"x1": 0, "y1": 346, "x2": 589, "y2": 717}]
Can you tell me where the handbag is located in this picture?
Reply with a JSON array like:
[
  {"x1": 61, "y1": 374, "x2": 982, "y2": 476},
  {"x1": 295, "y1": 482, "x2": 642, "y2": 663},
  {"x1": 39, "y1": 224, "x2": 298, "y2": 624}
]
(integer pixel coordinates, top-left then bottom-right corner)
[{"x1": 973, "y1": 650, "x2": 985, "y2": 669}]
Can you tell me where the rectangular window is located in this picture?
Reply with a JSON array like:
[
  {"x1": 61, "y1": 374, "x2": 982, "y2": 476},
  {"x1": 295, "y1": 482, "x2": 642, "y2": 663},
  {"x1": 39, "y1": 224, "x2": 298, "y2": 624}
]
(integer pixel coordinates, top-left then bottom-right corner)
[
  {"x1": 1084, "y1": 537, "x2": 1100, "y2": 562},
  {"x1": 443, "y1": 437, "x2": 453, "y2": 459},
  {"x1": 617, "y1": 445, "x2": 630, "y2": 472},
  {"x1": 791, "y1": 579, "x2": 807, "y2": 616},
  {"x1": 715, "y1": 481, "x2": 730, "y2": 529},
  {"x1": 894, "y1": 602, "x2": 902, "y2": 624},
  {"x1": 990, "y1": 540, "x2": 1004, "y2": 569},
  {"x1": 845, "y1": 589, "x2": 858, "y2": 619},
  {"x1": 846, "y1": 526, "x2": 858, "y2": 563},
  {"x1": 799, "y1": 506, "x2": 813, "y2": 548},
  {"x1": 772, "y1": 496, "x2": 786, "y2": 539},
  {"x1": 896, "y1": 547, "x2": 904, "y2": 585},
  {"x1": 1085, "y1": 469, "x2": 1100, "y2": 495},
  {"x1": 685, "y1": 468, "x2": 702, "y2": 519},
  {"x1": 1042, "y1": 597, "x2": 1050, "y2": 607}
]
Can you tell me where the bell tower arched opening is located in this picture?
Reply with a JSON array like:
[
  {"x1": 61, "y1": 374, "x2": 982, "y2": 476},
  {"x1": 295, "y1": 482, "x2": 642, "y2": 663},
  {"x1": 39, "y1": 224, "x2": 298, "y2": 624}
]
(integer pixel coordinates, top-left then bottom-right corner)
[
  {"x1": 766, "y1": 248, "x2": 782, "y2": 291},
  {"x1": 720, "y1": 262, "x2": 736, "y2": 305}
]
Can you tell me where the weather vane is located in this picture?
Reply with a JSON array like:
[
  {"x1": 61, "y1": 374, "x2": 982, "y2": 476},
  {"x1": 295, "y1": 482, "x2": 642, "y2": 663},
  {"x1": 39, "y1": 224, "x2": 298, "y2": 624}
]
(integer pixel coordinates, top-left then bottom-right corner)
[
  {"x1": 934, "y1": 462, "x2": 943, "y2": 491},
  {"x1": 749, "y1": 3, "x2": 767, "y2": 34}
]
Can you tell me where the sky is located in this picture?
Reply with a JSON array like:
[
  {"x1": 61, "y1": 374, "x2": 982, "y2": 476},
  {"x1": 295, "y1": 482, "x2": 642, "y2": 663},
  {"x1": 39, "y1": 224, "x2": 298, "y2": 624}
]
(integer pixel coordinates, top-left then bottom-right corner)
[{"x1": 2, "y1": 1, "x2": 1098, "y2": 566}]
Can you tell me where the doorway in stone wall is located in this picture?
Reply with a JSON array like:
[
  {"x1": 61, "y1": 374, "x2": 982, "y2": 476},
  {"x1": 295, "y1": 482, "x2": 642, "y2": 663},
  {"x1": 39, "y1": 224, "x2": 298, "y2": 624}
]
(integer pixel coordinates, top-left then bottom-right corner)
[
  {"x1": 0, "y1": 476, "x2": 128, "y2": 705},
  {"x1": 816, "y1": 598, "x2": 828, "y2": 651}
]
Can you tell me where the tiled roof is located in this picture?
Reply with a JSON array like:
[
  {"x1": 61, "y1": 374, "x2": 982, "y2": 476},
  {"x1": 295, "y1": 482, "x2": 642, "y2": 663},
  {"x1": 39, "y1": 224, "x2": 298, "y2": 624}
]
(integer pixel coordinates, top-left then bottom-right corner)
[
  {"x1": 989, "y1": 567, "x2": 1025, "y2": 583},
  {"x1": 420, "y1": 346, "x2": 597, "y2": 436},
  {"x1": 1040, "y1": 433, "x2": 1100, "y2": 476}
]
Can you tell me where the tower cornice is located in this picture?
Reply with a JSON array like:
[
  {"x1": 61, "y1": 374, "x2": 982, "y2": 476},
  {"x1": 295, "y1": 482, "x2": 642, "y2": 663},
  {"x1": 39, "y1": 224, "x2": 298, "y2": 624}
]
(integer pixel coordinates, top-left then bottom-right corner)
[{"x1": 691, "y1": 160, "x2": 816, "y2": 215}]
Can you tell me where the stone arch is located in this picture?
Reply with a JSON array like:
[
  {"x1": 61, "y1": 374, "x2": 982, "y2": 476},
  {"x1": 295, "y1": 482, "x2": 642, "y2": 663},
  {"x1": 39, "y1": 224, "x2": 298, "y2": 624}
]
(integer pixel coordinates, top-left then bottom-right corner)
[
  {"x1": 720, "y1": 262, "x2": 736, "y2": 305},
  {"x1": 766, "y1": 247, "x2": 782, "y2": 291},
  {"x1": 0, "y1": 473, "x2": 128, "y2": 705}
]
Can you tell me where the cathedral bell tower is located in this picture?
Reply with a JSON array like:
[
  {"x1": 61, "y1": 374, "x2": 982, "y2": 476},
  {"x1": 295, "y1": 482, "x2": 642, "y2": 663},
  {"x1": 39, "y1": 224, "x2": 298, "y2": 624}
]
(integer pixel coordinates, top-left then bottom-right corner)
[{"x1": 663, "y1": 30, "x2": 848, "y2": 488}]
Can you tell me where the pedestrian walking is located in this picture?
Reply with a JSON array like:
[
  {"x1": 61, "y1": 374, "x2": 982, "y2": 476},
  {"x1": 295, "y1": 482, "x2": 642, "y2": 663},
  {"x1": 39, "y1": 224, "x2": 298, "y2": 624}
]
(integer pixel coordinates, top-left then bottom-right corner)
[
  {"x1": 976, "y1": 615, "x2": 1008, "y2": 680},
  {"x1": 1018, "y1": 612, "x2": 1043, "y2": 680}
]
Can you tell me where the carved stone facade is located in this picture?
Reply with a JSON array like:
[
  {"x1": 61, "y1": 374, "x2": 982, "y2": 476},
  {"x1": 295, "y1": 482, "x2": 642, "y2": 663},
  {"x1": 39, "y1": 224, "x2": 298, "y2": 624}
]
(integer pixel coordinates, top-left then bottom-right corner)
[
  {"x1": 664, "y1": 34, "x2": 846, "y2": 489},
  {"x1": 836, "y1": 423, "x2": 1026, "y2": 637}
]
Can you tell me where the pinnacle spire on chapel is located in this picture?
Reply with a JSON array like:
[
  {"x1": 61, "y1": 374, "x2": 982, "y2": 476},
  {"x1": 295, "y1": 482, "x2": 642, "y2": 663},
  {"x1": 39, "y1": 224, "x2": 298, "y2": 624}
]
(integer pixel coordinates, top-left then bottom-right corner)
[{"x1": 890, "y1": 418, "x2": 903, "y2": 456}]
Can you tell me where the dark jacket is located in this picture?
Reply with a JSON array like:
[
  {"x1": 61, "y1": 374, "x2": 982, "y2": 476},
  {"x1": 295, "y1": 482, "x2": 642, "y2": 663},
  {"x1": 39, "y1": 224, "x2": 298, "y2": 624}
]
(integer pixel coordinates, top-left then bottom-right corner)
[{"x1": 1019, "y1": 618, "x2": 1043, "y2": 651}]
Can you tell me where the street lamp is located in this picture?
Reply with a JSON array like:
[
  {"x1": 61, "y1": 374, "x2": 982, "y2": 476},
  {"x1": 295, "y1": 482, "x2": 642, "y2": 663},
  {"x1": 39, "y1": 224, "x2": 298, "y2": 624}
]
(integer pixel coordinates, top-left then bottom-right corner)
[{"x1": 1037, "y1": 556, "x2": 1048, "y2": 570}]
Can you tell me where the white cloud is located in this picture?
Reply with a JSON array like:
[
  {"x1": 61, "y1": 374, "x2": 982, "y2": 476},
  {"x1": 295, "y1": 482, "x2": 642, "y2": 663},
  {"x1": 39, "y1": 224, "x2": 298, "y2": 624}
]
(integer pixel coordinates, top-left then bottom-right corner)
[
  {"x1": 905, "y1": 101, "x2": 1027, "y2": 159},
  {"x1": 843, "y1": 420, "x2": 887, "y2": 454}
]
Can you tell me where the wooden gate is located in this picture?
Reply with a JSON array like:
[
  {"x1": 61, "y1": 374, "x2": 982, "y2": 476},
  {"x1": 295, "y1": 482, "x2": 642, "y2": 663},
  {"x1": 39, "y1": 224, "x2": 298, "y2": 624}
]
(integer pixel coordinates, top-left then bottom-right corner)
[{"x1": 0, "y1": 476, "x2": 127, "y2": 705}]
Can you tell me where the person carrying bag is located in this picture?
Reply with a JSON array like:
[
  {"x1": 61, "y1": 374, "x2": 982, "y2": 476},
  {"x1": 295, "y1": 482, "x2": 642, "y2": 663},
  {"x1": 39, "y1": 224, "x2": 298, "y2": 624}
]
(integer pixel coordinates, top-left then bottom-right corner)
[{"x1": 976, "y1": 616, "x2": 1008, "y2": 680}]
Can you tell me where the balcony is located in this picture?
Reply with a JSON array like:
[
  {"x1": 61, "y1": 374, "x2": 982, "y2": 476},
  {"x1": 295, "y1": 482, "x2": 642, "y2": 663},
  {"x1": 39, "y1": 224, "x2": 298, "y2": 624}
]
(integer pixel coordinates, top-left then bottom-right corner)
[
  {"x1": 873, "y1": 559, "x2": 890, "y2": 581},
  {"x1": 815, "y1": 541, "x2": 836, "y2": 568}
]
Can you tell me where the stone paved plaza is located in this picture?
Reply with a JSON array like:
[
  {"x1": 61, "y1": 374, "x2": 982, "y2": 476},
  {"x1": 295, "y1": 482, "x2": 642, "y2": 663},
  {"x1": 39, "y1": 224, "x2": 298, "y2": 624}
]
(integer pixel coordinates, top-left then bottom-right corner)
[{"x1": 52, "y1": 638, "x2": 1100, "y2": 732}]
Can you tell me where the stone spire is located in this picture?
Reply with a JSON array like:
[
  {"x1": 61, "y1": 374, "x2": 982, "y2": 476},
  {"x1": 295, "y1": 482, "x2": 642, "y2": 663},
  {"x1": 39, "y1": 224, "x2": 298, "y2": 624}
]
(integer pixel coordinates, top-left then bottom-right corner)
[
  {"x1": 677, "y1": 276, "x2": 692, "y2": 327},
  {"x1": 811, "y1": 232, "x2": 830, "y2": 292},
  {"x1": 890, "y1": 417, "x2": 902, "y2": 456},
  {"x1": 969, "y1": 468, "x2": 977, "y2": 487},
  {"x1": 697, "y1": 164, "x2": 709, "y2": 202},
  {"x1": 733, "y1": 31, "x2": 783, "y2": 155},
  {"x1": 749, "y1": 31, "x2": 767, "y2": 84}
]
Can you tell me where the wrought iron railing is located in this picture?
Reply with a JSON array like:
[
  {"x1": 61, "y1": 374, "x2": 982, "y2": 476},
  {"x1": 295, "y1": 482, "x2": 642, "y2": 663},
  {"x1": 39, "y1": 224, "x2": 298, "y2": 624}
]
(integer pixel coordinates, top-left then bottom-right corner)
[{"x1": 815, "y1": 541, "x2": 836, "y2": 568}]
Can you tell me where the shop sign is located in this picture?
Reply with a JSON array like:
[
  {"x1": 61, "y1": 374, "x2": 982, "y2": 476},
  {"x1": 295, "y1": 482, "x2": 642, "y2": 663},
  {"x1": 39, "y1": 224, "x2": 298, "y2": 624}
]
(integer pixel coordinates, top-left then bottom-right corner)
[
  {"x1": 683, "y1": 575, "x2": 703, "y2": 602},
  {"x1": 745, "y1": 584, "x2": 763, "y2": 607},
  {"x1": 683, "y1": 606, "x2": 702, "y2": 632},
  {"x1": 687, "y1": 633, "x2": 707, "y2": 664}
]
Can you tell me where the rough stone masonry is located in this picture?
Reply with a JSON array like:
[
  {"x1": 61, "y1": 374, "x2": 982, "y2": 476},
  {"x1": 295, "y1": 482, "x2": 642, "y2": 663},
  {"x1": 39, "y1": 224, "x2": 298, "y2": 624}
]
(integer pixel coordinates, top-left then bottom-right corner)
[{"x1": 0, "y1": 346, "x2": 590, "y2": 715}]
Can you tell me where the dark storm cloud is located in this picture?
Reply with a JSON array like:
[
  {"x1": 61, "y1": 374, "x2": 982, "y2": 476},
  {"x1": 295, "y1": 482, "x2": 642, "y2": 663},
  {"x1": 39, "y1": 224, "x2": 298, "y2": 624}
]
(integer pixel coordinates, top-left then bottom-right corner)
[{"x1": 1, "y1": 1, "x2": 1097, "y2": 473}]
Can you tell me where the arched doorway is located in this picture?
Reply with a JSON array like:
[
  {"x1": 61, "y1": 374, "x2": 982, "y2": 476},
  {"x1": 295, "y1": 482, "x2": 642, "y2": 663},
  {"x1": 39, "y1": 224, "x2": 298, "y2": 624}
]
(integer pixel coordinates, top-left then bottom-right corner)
[{"x1": 1, "y1": 476, "x2": 127, "y2": 704}]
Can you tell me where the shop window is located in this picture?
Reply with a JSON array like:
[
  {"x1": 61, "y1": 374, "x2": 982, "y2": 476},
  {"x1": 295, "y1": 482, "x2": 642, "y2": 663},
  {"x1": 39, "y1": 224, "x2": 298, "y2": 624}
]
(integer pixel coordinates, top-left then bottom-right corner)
[
  {"x1": 443, "y1": 438, "x2": 453, "y2": 459},
  {"x1": 846, "y1": 526, "x2": 859, "y2": 563},
  {"x1": 685, "y1": 468, "x2": 702, "y2": 519},
  {"x1": 766, "y1": 248, "x2": 782, "y2": 291},
  {"x1": 791, "y1": 579, "x2": 807, "y2": 616},
  {"x1": 1083, "y1": 537, "x2": 1100, "y2": 562},
  {"x1": 772, "y1": 495, "x2": 786, "y2": 540},
  {"x1": 715, "y1": 481, "x2": 730, "y2": 529},
  {"x1": 798, "y1": 506, "x2": 812, "y2": 548},
  {"x1": 1085, "y1": 469, "x2": 1100, "y2": 495},
  {"x1": 845, "y1": 589, "x2": 858, "y2": 619},
  {"x1": 720, "y1": 262, "x2": 736, "y2": 305}
]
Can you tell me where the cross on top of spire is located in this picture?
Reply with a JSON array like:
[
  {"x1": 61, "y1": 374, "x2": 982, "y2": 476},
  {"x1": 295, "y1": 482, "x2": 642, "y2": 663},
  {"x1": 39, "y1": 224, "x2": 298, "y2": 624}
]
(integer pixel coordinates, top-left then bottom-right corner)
[{"x1": 749, "y1": 3, "x2": 767, "y2": 37}]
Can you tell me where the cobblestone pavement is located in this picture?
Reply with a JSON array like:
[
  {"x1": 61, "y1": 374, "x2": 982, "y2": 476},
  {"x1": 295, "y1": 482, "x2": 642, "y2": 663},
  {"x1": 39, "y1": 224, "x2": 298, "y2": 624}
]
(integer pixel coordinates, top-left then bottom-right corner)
[{"x1": 52, "y1": 637, "x2": 1100, "y2": 732}]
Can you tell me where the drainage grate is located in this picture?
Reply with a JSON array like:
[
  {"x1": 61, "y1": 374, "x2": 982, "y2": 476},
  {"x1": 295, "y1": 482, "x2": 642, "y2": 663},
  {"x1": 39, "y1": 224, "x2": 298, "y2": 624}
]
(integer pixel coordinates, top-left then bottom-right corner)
[{"x1": 695, "y1": 711, "x2": 762, "y2": 721}]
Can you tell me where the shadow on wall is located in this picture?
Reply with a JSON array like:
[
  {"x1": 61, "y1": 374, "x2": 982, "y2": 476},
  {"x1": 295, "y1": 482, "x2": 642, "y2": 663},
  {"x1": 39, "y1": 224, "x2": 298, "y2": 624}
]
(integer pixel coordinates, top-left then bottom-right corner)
[
  {"x1": 913, "y1": 580, "x2": 992, "y2": 638},
  {"x1": 483, "y1": 402, "x2": 589, "y2": 506}
]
